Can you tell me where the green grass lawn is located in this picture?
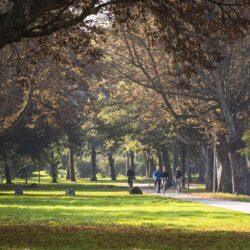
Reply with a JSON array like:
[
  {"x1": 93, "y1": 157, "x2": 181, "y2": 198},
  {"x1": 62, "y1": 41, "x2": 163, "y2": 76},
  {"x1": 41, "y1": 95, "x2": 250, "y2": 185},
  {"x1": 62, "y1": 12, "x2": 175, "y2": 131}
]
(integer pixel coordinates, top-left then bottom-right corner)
[{"x1": 0, "y1": 179, "x2": 250, "y2": 249}]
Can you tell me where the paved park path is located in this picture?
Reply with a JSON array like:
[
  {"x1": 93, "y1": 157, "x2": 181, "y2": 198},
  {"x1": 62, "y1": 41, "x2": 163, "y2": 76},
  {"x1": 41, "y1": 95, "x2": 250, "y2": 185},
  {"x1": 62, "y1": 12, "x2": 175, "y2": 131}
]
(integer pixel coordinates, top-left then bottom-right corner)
[{"x1": 139, "y1": 184, "x2": 250, "y2": 214}]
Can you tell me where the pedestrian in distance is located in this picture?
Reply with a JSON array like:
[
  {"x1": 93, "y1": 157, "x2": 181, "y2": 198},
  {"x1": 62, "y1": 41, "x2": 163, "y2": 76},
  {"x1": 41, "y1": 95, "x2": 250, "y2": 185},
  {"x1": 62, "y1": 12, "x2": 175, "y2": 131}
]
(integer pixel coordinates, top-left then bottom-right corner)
[
  {"x1": 127, "y1": 168, "x2": 135, "y2": 188},
  {"x1": 174, "y1": 167, "x2": 182, "y2": 195}
]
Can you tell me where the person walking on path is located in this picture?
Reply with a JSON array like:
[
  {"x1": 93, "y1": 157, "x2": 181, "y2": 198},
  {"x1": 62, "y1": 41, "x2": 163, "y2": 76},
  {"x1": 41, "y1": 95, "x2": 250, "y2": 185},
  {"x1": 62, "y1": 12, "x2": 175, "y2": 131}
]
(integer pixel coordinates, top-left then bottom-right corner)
[
  {"x1": 127, "y1": 168, "x2": 135, "y2": 188},
  {"x1": 174, "y1": 167, "x2": 182, "y2": 195}
]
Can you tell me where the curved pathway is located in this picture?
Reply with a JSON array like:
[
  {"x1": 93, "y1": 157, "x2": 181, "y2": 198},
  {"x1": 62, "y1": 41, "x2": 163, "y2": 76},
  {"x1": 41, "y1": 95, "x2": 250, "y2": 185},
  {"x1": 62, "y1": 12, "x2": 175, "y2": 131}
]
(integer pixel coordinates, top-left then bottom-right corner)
[{"x1": 139, "y1": 184, "x2": 250, "y2": 214}]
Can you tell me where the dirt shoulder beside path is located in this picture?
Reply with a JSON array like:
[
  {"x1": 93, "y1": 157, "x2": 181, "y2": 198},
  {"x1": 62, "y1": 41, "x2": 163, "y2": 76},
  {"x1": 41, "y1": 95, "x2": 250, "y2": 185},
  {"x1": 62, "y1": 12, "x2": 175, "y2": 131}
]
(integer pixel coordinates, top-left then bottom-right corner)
[{"x1": 138, "y1": 184, "x2": 250, "y2": 214}]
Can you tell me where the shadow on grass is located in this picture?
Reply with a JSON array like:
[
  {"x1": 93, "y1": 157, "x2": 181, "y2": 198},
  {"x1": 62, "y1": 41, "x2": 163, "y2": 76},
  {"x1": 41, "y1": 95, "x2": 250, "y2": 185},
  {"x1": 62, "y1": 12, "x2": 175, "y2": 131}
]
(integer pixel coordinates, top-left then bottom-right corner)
[
  {"x1": 0, "y1": 224, "x2": 249, "y2": 250},
  {"x1": 0, "y1": 194, "x2": 169, "y2": 207},
  {"x1": 0, "y1": 183, "x2": 127, "y2": 192}
]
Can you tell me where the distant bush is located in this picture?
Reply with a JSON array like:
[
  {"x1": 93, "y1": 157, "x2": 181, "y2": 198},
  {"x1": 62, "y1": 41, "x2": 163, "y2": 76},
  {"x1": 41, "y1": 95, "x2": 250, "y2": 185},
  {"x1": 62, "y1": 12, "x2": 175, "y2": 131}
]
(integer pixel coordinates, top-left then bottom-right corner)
[{"x1": 75, "y1": 159, "x2": 91, "y2": 178}]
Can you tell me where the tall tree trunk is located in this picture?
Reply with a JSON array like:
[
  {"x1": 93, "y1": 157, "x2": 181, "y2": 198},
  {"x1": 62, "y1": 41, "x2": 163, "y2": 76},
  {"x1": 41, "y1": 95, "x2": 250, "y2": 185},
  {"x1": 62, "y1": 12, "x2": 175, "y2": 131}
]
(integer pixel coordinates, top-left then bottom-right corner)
[
  {"x1": 173, "y1": 144, "x2": 178, "y2": 172},
  {"x1": 108, "y1": 153, "x2": 116, "y2": 181},
  {"x1": 216, "y1": 143, "x2": 232, "y2": 193},
  {"x1": 90, "y1": 145, "x2": 97, "y2": 181},
  {"x1": 4, "y1": 163, "x2": 12, "y2": 184},
  {"x1": 51, "y1": 163, "x2": 57, "y2": 183},
  {"x1": 36, "y1": 158, "x2": 41, "y2": 183},
  {"x1": 66, "y1": 159, "x2": 70, "y2": 180},
  {"x1": 172, "y1": 144, "x2": 178, "y2": 187},
  {"x1": 188, "y1": 168, "x2": 192, "y2": 183},
  {"x1": 156, "y1": 147, "x2": 163, "y2": 172},
  {"x1": 143, "y1": 151, "x2": 149, "y2": 178},
  {"x1": 146, "y1": 159, "x2": 150, "y2": 178},
  {"x1": 150, "y1": 157, "x2": 156, "y2": 177},
  {"x1": 126, "y1": 151, "x2": 130, "y2": 175},
  {"x1": 24, "y1": 162, "x2": 29, "y2": 184},
  {"x1": 203, "y1": 146, "x2": 214, "y2": 191},
  {"x1": 198, "y1": 156, "x2": 205, "y2": 183},
  {"x1": 181, "y1": 143, "x2": 186, "y2": 187},
  {"x1": 130, "y1": 150, "x2": 135, "y2": 173},
  {"x1": 161, "y1": 144, "x2": 172, "y2": 187},
  {"x1": 69, "y1": 142, "x2": 76, "y2": 182},
  {"x1": 25, "y1": 168, "x2": 28, "y2": 184},
  {"x1": 186, "y1": 145, "x2": 192, "y2": 184},
  {"x1": 218, "y1": 95, "x2": 249, "y2": 194},
  {"x1": 228, "y1": 143, "x2": 250, "y2": 195}
]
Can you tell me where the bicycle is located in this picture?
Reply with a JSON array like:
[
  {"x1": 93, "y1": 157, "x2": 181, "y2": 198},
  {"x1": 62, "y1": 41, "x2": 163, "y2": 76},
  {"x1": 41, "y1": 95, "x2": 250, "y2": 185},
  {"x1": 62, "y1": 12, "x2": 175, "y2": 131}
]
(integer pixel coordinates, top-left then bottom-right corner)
[{"x1": 155, "y1": 179, "x2": 161, "y2": 194}]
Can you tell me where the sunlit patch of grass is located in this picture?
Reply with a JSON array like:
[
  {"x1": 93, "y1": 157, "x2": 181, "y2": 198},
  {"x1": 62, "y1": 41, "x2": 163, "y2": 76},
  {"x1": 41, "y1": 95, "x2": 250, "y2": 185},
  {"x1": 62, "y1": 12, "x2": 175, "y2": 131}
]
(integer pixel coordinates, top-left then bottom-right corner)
[{"x1": 0, "y1": 188, "x2": 249, "y2": 232}]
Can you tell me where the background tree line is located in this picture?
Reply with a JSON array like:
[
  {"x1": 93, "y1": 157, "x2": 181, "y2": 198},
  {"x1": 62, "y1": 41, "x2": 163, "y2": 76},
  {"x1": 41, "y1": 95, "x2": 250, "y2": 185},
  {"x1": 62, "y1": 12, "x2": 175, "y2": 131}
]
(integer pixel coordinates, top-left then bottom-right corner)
[{"x1": 0, "y1": 0, "x2": 249, "y2": 194}]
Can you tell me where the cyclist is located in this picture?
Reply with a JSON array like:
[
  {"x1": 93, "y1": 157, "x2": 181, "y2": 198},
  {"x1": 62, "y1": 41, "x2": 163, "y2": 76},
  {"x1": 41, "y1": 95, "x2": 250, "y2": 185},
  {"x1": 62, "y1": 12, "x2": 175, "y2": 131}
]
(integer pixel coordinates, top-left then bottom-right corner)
[
  {"x1": 127, "y1": 168, "x2": 135, "y2": 188},
  {"x1": 174, "y1": 167, "x2": 182, "y2": 195},
  {"x1": 153, "y1": 168, "x2": 162, "y2": 194},
  {"x1": 161, "y1": 170, "x2": 169, "y2": 195}
]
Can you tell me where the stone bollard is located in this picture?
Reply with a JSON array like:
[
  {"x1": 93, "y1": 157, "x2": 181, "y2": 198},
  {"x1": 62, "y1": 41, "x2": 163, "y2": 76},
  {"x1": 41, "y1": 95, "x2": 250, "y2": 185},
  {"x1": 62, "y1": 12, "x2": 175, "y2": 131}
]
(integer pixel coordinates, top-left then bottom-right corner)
[
  {"x1": 66, "y1": 189, "x2": 75, "y2": 196},
  {"x1": 15, "y1": 187, "x2": 23, "y2": 195}
]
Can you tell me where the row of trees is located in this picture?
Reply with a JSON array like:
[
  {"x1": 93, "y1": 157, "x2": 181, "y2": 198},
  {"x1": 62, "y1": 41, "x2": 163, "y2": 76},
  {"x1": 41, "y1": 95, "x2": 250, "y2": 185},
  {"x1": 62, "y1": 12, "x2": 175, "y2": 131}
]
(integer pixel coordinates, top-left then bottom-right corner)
[
  {"x1": 0, "y1": 1, "x2": 249, "y2": 193},
  {"x1": 99, "y1": 23, "x2": 250, "y2": 194}
]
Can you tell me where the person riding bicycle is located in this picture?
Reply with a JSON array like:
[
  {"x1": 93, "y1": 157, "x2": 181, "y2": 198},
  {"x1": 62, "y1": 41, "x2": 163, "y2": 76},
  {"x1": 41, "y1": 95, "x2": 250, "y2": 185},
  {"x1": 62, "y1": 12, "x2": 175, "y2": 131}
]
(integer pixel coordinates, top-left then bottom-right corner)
[
  {"x1": 127, "y1": 168, "x2": 135, "y2": 188},
  {"x1": 162, "y1": 171, "x2": 169, "y2": 179},
  {"x1": 153, "y1": 169, "x2": 162, "y2": 193},
  {"x1": 161, "y1": 171, "x2": 169, "y2": 186}
]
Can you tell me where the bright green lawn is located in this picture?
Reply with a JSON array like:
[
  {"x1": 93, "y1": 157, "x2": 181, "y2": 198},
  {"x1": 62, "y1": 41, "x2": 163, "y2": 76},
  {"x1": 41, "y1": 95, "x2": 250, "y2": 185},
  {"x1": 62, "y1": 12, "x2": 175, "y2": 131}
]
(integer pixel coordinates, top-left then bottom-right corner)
[{"x1": 0, "y1": 180, "x2": 250, "y2": 249}]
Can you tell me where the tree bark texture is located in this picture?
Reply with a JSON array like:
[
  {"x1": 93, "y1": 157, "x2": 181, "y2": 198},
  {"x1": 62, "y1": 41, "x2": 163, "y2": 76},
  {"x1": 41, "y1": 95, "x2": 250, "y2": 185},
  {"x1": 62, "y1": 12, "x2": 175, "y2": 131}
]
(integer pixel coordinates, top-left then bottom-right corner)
[
  {"x1": 130, "y1": 150, "x2": 135, "y2": 172},
  {"x1": 90, "y1": 145, "x2": 97, "y2": 181},
  {"x1": 186, "y1": 146, "x2": 192, "y2": 184},
  {"x1": 4, "y1": 164, "x2": 12, "y2": 184},
  {"x1": 156, "y1": 147, "x2": 163, "y2": 172},
  {"x1": 161, "y1": 144, "x2": 172, "y2": 187},
  {"x1": 181, "y1": 143, "x2": 186, "y2": 187},
  {"x1": 143, "y1": 151, "x2": 149, "y2": 178},
  {"x1": 150, "y1": 157, "x2": 156, "y2": 176},
  {"x1": 66, "y1": 162, "x2": 70, "y2": 180},
  {"x1": 51, "y1": 163, "x2": 57, "y2": 183},
  {"x1": 203, "y1": 146, "x2": 214, "y2": 191},
  {"x1": 228, "y1": 144, "x2": 250, "y2": 195},
  {"x1": 108, "y1": 153, "x2": 116, "y2": 181},
  {"x1": 173, "y1": 144, "x2": 178, "y2": 172},
  {"x1": 198, "y1": 158, "x2": 205, "y2": 183},
  {"x1": 146, "y1": 159, "x2": 150, "y2": 178},
  {"x1": 216, "y1": 143, "x2": 232, "y2": 193},
  {"x1": 69, "y1": 142, "x2": 76, "y2": 182},
  {"x1": 126, "y1": 151, "x2": 130, "y2": 174}
]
